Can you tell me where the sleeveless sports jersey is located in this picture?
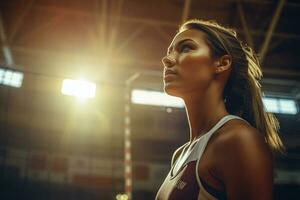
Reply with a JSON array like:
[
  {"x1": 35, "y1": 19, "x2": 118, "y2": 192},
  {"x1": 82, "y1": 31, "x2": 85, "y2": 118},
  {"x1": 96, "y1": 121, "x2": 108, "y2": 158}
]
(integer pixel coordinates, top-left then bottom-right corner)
[{"x1": 155, "y1": 115, "x2": 249, "y2": 200}]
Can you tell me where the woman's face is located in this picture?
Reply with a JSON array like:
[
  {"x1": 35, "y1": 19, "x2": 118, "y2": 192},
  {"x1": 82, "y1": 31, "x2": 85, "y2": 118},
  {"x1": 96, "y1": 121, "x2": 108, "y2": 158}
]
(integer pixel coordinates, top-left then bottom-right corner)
[{"x1": 162, "y1": 29, "x2": 217, "y2": 98}]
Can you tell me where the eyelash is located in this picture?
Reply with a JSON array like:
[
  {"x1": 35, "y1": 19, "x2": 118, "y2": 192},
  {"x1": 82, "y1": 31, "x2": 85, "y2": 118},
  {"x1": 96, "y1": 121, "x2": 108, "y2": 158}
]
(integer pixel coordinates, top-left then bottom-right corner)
[
  {"x1": 167, "y1": 44, "x2": 192, "y2": 55},
  {"x1": 179, "y1": 44, "x2": 191, "y2": 53}
]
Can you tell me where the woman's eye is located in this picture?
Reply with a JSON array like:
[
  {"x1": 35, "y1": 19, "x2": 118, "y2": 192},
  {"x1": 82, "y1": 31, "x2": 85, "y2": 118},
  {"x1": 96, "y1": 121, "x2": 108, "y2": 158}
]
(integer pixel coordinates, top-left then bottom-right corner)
[{"x1": 180, "y1": 45, "x2": 191, "y2": 53}]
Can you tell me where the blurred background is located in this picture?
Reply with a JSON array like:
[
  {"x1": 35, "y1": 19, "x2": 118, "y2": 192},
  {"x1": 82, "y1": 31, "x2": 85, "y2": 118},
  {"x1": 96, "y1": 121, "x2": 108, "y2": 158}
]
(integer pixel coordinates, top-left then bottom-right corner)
[{"x1": 0, "y1": 0, "x2": 299, "y2": 199}]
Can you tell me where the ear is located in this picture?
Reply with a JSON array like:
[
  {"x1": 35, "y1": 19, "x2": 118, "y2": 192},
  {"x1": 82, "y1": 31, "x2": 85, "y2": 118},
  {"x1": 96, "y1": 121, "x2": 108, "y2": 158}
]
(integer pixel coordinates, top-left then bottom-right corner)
[{"x1": 214, "y1": 55, "x2": 232, "y2": 74}]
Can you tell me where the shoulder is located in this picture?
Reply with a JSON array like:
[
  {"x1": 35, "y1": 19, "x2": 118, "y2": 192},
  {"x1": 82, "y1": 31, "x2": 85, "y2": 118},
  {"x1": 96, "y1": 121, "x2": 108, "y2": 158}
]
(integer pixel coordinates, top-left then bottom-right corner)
[
  {"x1": 213, "y1": 119, "x2": 273, "y2": 199},
  {"x1": 214, "y1": 119, "x2": 272, "y2": 160}
]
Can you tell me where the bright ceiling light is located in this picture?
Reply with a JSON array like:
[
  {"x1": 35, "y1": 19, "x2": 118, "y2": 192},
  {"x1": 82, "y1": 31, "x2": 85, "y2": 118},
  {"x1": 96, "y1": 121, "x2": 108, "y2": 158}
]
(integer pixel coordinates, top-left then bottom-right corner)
[{"x1": 61, "y1": 79, "x2": 96, "y2": 99}]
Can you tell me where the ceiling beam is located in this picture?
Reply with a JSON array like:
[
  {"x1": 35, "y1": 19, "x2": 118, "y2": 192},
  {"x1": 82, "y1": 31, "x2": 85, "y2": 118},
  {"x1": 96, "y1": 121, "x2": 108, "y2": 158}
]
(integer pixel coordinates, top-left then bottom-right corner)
[
  {"x1": 93, "y1": 0, "x2": 108, "y2": 53},
  {"x1": 4, "y1": 4, "x2": 298, "y2": 40},
  {"x1": 0, "y1": 11, "x2": 14, "y2": 66},
  {"x1": 259, "y1": 0, "x2": 285, "y2": 63},
  {"x1": 236, "y1": 0, "x2": 254, "y2": 48},
  {"x1": 107, "y1": 0, "x2": 124, "y2": 60},
  {"x1": 115, "y1": 24, "x2": 147, "y2": 53},
  {"x1": 8, "y1": 0, "x2": 35, "y2": 43},
  {"x1": 181, "y1": 0, "x2": 191, "y2": 24}
]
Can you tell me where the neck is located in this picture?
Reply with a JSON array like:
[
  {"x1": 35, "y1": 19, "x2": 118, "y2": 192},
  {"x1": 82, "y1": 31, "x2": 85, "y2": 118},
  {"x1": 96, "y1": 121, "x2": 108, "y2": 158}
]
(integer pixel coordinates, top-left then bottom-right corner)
[{"x1": 182, "y1": 84, "x2": 229, "y2": 143}]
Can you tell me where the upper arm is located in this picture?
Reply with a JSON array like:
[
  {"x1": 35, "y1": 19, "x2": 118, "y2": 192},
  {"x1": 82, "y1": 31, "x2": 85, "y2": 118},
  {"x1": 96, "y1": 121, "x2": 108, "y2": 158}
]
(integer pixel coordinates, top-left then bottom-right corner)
[{"x1": 215, "y1": 126, "x2": 274, "y2": 200}]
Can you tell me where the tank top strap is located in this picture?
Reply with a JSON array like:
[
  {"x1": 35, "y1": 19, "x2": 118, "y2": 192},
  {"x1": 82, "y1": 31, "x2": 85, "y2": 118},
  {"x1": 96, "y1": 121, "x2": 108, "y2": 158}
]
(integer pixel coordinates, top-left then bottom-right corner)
[
  {"x1": 185, "y1": 114, "x2": 248, "y2": 164},
  {"x1": 171, "y1": 115, "x2": 248, "y2": 177}
]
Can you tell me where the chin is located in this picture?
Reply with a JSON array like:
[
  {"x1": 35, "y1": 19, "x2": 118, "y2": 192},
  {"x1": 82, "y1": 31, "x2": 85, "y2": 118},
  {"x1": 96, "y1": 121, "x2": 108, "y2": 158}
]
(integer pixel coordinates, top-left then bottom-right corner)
[{"x1": 163, "y1": 84, "x2": 183, "y2": 98}]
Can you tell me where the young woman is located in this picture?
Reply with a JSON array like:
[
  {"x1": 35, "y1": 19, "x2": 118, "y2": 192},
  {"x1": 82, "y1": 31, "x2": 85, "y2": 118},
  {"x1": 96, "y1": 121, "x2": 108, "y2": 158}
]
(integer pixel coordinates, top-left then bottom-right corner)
[{"x1": 155, "y1": 19, "x2": 285, "y2": 200}]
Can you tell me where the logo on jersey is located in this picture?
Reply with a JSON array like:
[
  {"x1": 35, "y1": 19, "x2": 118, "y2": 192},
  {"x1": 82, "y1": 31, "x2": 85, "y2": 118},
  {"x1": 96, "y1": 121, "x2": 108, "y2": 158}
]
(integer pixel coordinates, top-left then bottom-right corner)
[{"x1": 175, "y1": 179, "x2": 187, "y2": 190}]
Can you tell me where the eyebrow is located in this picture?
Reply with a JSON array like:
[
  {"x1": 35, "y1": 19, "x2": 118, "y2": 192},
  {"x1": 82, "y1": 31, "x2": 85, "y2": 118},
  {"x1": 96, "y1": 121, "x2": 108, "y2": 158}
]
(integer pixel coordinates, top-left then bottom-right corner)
[{"x1": 167, "y1": 39, "x2": 195, "y2": 55}]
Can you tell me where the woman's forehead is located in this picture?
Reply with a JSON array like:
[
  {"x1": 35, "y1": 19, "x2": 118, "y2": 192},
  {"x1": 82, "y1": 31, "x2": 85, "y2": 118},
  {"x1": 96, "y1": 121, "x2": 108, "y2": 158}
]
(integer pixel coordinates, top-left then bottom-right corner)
[{"x1": 170, "y1": 29, "x2": 207, "y2": 47}]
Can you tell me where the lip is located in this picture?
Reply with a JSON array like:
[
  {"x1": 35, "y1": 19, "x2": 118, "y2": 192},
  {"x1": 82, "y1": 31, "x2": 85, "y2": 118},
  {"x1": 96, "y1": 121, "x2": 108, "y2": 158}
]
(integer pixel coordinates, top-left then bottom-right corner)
[
  {"x1": 164, "y1": 69, "x2": 177, "y2": 77},
  {"x1": 163, "y1": 70, "x2": 177, "y2": 82},
  {"x1": 164, "y1": 74, "x2": 177, "y2": 82}
]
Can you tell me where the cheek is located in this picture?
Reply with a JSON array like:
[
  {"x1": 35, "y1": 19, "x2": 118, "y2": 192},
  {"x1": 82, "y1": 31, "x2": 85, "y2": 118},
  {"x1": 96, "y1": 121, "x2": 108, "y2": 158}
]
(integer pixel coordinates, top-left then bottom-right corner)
[{"x1": 178, "y1": 52, "x2": 214, "y2": 83}]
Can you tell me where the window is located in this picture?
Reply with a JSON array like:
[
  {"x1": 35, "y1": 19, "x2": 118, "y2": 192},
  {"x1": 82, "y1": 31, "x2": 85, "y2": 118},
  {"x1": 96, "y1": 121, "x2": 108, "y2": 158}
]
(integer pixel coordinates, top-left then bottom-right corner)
[{"x1": 0, "y1": 68, "x2": 23, "y2": 88}]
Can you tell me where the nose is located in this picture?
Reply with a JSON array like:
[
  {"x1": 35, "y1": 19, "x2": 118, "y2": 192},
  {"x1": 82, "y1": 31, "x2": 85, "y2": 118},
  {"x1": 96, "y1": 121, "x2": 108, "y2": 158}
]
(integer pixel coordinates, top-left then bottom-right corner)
[{"x1": 161, "y1": 55, "x2": 176, "y2": 68}]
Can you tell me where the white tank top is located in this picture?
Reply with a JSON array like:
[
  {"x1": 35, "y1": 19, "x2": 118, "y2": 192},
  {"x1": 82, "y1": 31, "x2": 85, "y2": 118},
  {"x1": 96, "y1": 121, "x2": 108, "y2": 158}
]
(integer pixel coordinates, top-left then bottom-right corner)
[{"x1": 155, "y1": 114, "x2": 249, "y2": 200}]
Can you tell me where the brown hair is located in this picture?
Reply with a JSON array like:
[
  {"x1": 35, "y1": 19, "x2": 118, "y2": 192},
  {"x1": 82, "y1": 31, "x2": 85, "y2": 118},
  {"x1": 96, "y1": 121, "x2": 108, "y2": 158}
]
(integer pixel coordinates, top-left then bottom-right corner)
[{"x1": 178, "y1": 19, "x2": 286, "y2": 155}]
